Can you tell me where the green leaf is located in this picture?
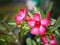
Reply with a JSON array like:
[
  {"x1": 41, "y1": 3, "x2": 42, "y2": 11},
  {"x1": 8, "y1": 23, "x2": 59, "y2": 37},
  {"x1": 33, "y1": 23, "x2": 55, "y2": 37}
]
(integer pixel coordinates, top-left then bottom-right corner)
[
  {"x1": 0, "y1": 39, "x2": 8, "y2": 45},
  {"x1": 39, "y1": 8, "x2": 45, "y2": 18},
  {"x1": 45, "y1": 2, "x2": 53, "y2": 14},
  {"x1": 52, "y1": 16, "x2": 60, "y2": 31},
  {"x1": 50, "y1": 18, "x2": 56, "y2": 25},
  {"x1": 0, "y1": 24, "x2": 6, "y2": 30},
  {"x1": 33, "y1": 6, "x2": 45, "y2": 18},
  {"x1": 26, "y1": 38, "x2": 33, "y2": 45},
  {"x1": 0, "y1": 34, "x2": 13, "y2": 42},
  {"x1": 33, "y1": 6, "x2": 40, "y2": 14},
  {"x1": 27, "y1": 11, "x2": 33, "y2": 17},
  {"x1": 55, "y1": 30, "x2": 60, "y2": 37},
  {"x1": 55, "y1": 33, "x2": 60, "y2": 45},
  {"x1": 20, "y1": 30, "x2": 26, "y2": 38},
  {"x1": 32, "y1": 40, "x2": 37, "y2": 45}
]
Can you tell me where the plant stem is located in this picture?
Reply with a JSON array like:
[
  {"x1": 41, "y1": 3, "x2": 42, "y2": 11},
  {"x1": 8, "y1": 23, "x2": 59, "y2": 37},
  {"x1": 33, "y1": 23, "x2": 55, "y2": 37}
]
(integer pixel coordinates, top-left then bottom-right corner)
[{"x1": 1, "y1": 22, "x2": 21, "y2": 45}]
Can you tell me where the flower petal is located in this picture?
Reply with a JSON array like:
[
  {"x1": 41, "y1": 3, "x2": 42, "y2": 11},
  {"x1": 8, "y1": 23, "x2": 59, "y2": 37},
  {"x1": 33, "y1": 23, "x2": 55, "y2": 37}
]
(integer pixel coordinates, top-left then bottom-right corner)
[
  {"x1": 50, "y1": 39, "x2": 57, "y2": 45},
  {"x1": 14, "y1": 15, "x2": 23, "y2": 21},
  {"x1": 46, "y1": 12, "x2": 50, "y2": 19},
  {"x1": 16, "y1": 21, "x2": 21, "y2": 26},
  {"x1": 14, "y1": 15, "x2": 23, "y2": 26},
  {"x1": 27, "y1": 19, "x2": 35, "y2": 27},
  {"x1": 33, "y1": 13, "x2": 40, "y2": 21},
  {"x1": 39, "y1": 25, "x2": 46, "y2": 35},
  {"x1": 30, "y1": 27, "x2": 39, "y2": 35},
  {"x1": 18, "y1": 7, "x2": 27, "y2": 19},
  {"x1": 19, "y1": 7, "x2": 27, "y2": 15},
  {"x1": 14, "y1": 7, "x2": 27, "y2": 26},
  {"x1": 41, "y1": 35, "x2": 48, "y2": 43},
  {"x1": 49, "y1": 34, "x2": 54, "y2": 40},
  {"x1": 41, "y1": 18, "x2": 50, "y2": 26}
]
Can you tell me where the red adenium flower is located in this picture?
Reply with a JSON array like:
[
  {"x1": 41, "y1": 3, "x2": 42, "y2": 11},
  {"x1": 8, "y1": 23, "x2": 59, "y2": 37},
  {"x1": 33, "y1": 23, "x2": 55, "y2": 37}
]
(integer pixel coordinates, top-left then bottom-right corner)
[
  {"x1": 14, "y1": 7, "x2": 27, "y2": 26},
  {"x1": 27, "y1": 13, "x2": 50, "y2": 35}
]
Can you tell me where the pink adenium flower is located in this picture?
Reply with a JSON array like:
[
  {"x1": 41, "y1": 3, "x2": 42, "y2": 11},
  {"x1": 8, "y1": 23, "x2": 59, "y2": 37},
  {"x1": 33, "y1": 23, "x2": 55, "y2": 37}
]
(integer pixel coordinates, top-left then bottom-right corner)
[
  {"x1": 50, "y1": 39, "x2": 57, "y2": 45},
  {"x1": 49, "y1": 34, "x2": 57, "y2": 45},
  {"x1": 41, "y1": 35, "x2": 48, "y2": 43},
  {"x1": 14, "y1": 7, "x2": 27, "y2": 26},
  {"x1": 27, "y1": 13, "x2": 50, "y2": 35},
  {"x1": 40, "y1": 34, "x2": 57, "y2": 45}
]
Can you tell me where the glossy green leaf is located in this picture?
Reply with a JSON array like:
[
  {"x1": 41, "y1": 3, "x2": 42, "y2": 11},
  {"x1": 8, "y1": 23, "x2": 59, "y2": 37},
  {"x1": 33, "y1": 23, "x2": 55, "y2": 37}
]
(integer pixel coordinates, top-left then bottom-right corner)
[
  {"x1": 27, "y1": 11, "x2": 33, "y2": 17},
  {"x1": 26, "y1": 38, "x2": 33, "y2": 45},
  {"x1": 32, "y1": 40, "x2": 37, "y2": 45},
  {"x1": 55, "y1": 32, "x2": 60, "y2": 45},
  {"x1": 39, "y1": 8, "x2": 45, "y2": 18},
  {"x1": 52, "y1": 16, "x2": 60, "y2": 31},
  {"x1": 20, "y1": 30, "x2": 26, "y2": 38},
  {"x1": 50, "y1": 18, "x2": 56, "y2": 25},
  {"x1": 33, "y1": 6, "x2": 45, "y2": 18},
  {"x1": 45, "y1": 2, "x2": 53, "y2": 14},
  {"x1": 34, "y1": 7, "x2": 45, "y2": 18},
  {"x1": 55, "y1": 30, "x2": 60, "y2": 37}
]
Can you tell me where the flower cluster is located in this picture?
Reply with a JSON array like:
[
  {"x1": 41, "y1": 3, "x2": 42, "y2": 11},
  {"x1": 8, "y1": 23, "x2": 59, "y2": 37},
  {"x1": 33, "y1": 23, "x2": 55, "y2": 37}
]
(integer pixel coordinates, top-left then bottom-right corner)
[
  {"x1": 14, "y1": 7, "x2": 27, "y2": 26},
  {"x1": 27, "y1": 12, "x2": 50, "y2": 35},
  {"x1": 14, "y1": 7, "x2": 57, "y2": 45},
  {"x1": 40, "y1": 34, "x2": 57, "y2": 45}
]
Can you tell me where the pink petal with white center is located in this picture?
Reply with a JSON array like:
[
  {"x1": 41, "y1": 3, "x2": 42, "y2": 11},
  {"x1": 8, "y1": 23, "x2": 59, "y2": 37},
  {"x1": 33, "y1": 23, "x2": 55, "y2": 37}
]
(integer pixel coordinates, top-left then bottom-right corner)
[
  {"x1": 41, "y1": 18, "x2": 50, "y2": 26},
  {"x1": 27, "y1": 19, "x2": 35, "y2": 27},
  {"x1": 39, "y1": 25, "x2": 46, "y2": 35},
  {"x1": 33, "y1": 13, "x2": 40, "y2": 21},
  {"x1": 50, "y1": 39, "x2": 57, "y2": 45},
  {"x1": 30, "y1": 27, "x2": 39, "y2": 35}
]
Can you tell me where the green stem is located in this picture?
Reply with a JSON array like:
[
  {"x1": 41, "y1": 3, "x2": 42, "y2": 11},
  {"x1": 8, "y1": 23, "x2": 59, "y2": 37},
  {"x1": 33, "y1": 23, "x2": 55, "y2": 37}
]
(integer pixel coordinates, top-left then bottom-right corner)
[{"x1": 1, "y1": 22, "x2": 21, "y2": 45}]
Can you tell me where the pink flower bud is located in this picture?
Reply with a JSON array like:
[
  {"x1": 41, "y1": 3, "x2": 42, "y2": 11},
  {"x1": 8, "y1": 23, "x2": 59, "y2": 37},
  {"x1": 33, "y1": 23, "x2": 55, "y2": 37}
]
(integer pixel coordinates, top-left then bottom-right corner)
[
  {"x1": 46, "y1": 12, "x2": 50, "y2": 19},
  {"x1": 40, "y1": 35, "x2": 48, "y2": 43},
  {"x1": 49, "y1": 34, "x2": 54, "y2": 40}
]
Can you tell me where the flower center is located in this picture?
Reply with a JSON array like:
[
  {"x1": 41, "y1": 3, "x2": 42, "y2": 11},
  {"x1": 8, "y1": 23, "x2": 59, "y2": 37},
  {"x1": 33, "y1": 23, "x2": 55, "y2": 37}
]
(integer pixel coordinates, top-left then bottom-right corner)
[{"x1": 35, "y1": 21, "x2": 41, "y2": 28}]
